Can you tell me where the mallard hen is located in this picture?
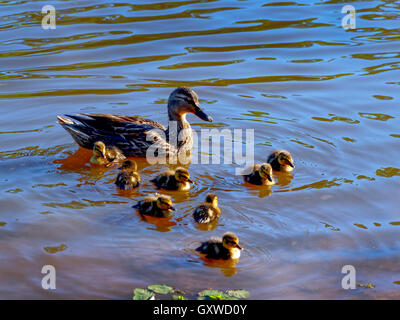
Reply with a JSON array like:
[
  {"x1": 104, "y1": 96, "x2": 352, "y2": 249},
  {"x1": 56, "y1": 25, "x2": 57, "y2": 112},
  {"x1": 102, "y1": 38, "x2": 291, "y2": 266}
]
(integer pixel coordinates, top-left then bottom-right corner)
[{"x1": 57, "y1": 87, "x2": 213, "y2": 158}]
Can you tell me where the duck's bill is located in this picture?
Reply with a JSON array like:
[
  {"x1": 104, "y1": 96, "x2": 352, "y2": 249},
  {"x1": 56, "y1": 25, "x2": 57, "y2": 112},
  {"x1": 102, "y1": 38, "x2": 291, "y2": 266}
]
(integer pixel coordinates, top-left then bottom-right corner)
[
  {"x1": 194, "y1": 108, "x2": 213, "y2": 122},
  {"x1": 287, "y1": 161, "x2": 295, "y2": 168},
  {"x1": 235, "y1": 244, "x2": 242, "y2": 250},
  {"x1": 187, "y1": 178, "x2": 194, "y2": 183},
  {"x1": 267, "y1": 175, "x2": 273, "y2": 182},
  {"x1": 170, "y1": 206, "x2": 176, "y2": 211}
]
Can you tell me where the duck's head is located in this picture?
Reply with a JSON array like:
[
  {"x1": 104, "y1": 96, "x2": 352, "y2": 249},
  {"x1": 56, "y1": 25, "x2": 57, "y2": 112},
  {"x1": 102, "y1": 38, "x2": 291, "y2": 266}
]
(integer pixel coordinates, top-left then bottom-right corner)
[
  {"x1": 277, "y1": 151, "x2": 295, "y2": 170},
  {"x1": 119, "y1": 160, "x2": 137, "y2": 171},
  {"x1": 168, "y1": 87, "x2": 213, "y2": 122},
  {"x1": 93, "y1": 141, "x2": 106, "y2": 158},
  {"x1": 175, "y1": 167, "x2": 193, "y2": 183},
  {"x1": 205, "y1": 193, "x2": 218, "y2": 207},
  {"x1": 222, "y1": 232, "x2": 242, "y2": 251},
  {"x1": 259, "y1": 163, "x2": 273, "y2": 182},
  {"x1": 156, "y1": 195, "x2": 176, "y2": 212}
]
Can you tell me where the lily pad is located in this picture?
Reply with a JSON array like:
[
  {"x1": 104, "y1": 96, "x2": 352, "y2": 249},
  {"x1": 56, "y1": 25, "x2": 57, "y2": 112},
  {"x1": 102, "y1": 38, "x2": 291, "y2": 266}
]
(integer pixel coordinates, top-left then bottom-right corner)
[
  {"x1": 227, "y1": 289, "x2": 249, "y2": 299},
  {"x1": 198, "y1": 289, "x2": 224, "y2": 297},
  {"x1": 148, "y1": 284, "x2": 174, "y2": 294},
  {"x1": 133, "y1": 288, "x2": 154, "y2": 300}
]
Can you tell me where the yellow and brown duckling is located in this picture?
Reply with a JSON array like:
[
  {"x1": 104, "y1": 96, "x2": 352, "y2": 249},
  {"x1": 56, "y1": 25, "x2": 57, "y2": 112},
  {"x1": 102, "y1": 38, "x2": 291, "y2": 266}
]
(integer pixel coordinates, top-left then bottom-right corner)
[
  {"x1": 193, "y1": 193, "x2": 221, "y2": 224},
  {"x1": 90, "y1": 141, "x2": 125, "y2": 166},
  {"x1": 243, "y1": 163, "x2": 275, "y2": 186},
  {"x1": 267, "y1": 149, "x2": 294, "y2": 172},
  {"x1": 151, "y1": 167, "x2": 192, "y2": 191},
  {"x1": 115, "y1": 160, "x2": 140, "y2": 190},
  {"x1": 132, "y1": 194, "x2": 175, "y2": 218},
  {"x1": 196, "y1": 232, "x2": 242, "y2": 261}
]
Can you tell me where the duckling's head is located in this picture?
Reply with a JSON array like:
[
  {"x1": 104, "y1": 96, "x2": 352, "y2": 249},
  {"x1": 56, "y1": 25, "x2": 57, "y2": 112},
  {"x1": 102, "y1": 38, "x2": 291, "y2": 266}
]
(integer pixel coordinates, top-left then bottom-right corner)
[
  {"x1": 175, "y1": 167, "x2": 193, "y2": 183},
  {"x1": 259, "y1": 163, "x2": 273, "y2": 182},
  {"x1": 277, "y1": 151, "x2": 295, "y2": 169},
  {"x1": 205, "y1": 193, "x2": 218, "y2": 207},
  {"x1": 93, "y1": 141, "x2": 106, "y2": 158},
  {"x1": 156, "y1": 195, "x2": 175, "y2": 212},
  {"x1": 168, "y1": 87, "x2": 213, "y2": 122},
  {"x1": 119, "y1": 160, "x2": 137, "y2": 171},
  {"x1": 222, "y1": 232, "x2": 241, "y2": 251}
]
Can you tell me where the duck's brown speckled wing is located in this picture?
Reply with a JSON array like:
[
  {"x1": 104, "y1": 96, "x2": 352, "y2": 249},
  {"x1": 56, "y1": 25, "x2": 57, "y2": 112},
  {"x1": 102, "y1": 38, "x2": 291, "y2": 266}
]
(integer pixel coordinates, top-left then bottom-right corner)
[{"x1": 58, "y1": 113, "x2": 166, "y2": 157}]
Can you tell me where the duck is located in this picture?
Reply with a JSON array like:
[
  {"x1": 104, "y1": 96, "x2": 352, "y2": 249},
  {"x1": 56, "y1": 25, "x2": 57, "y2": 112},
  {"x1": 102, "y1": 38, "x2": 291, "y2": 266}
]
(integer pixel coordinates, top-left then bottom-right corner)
[
  {"x1": 193, "y1": 193, "x2": 221, "y2": 223},
  {"x1": 132, "y1": 194, "x2": 175, "y2": 218},
  {"x1": 57, "y1": 87, "x2": 213, "y2": 158},
  {"x1": 151, "y1": 167, "x2": 192, "y2": 191},
  {"x1": 196, "y1": 232, "x2": 242, "y2": 261},
  {"x1": 115, "y1": 160, "x2": 140, "y2": 190},
  {"x1": 243, "y1": 163, "x2": 275, "y2": 186},
  {"x1": 267, "y1": 150, "x2": 295, "y2": 172},
  {"x1": 89, "y1": 141, "x2": 125, "y2": 166}
]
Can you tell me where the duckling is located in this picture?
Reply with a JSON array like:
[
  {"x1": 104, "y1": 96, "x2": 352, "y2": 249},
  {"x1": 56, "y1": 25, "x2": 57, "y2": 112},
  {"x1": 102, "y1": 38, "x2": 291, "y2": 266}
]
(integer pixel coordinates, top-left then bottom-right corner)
[
  {"x1": 243, "y1": 163, "x2": 275, "y2": 186},
  {"x1": 90, "y1": 141, "x2": 125, "y2": 166},
  {"x1": 196, "y1": 232, "x2": 242, "y2": 260},
  {"x1": 267, "y1": 149, "x2": 294, "y2": 172},
  {"x1": 57, "y1": 87, "x2": 213, "y2": 158},
  {"x1": 132, "y1": 194, "x2": 175, "y2": 218},
  {"x1": 151, "y1": 167, "x2": 192, "y2": 191},
  {"x1": 115, "y1": 160, "x2": 141, "y2": 190},
  {"x1": 193, "y1": 193, "x2": 221, "y2": 223}
]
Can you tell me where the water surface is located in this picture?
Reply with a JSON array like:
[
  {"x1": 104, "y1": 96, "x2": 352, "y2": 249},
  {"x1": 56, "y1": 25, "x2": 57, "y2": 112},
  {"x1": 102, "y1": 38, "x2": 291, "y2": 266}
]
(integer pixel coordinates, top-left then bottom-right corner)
[{"x1": 0, "y1": 0, "x2": 399, "y2": 299}]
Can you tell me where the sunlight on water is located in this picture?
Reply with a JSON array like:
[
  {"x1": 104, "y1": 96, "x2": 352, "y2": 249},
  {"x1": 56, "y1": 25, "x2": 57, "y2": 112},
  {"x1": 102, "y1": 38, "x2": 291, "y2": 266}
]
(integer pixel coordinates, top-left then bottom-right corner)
[{"x1": 0, "y1": 0, "x2": 399, "y2": 299}]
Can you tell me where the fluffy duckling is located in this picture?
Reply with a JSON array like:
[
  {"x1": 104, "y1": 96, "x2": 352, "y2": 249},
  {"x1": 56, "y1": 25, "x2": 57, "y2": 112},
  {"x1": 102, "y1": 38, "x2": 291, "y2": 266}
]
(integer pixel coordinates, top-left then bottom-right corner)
[
  {"x1": 267, "y1": 150, "x2": 294, "y2": 172},
  {"x1": 90, "y1": 141, "x2": 125, "y2": 166},
  {"x1": 193, "y1": 193, "x2": 221, "y2": 223},
  {"x1": 115, "y1": 160, "x2": 140, "y2": 190},
  {"x1": 151, "y1": 167, "x2": 192, "y2": 191},
  {"x1": 243, "y1": 163, "x2": 275, "y2": 186},
  {"x1": 196, "y1": 232, "x2": 242, "y2": 260},
  {"x1": 132, "y1": 194, "x2": 175, "y2": 218}
]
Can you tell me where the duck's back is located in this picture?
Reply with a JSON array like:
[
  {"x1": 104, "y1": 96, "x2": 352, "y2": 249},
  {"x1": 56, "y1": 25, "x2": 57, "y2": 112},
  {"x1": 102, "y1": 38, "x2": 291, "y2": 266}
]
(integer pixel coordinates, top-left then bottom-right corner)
[{"x1": 58, "y1": 113, "x2": 166, "y2": 157}]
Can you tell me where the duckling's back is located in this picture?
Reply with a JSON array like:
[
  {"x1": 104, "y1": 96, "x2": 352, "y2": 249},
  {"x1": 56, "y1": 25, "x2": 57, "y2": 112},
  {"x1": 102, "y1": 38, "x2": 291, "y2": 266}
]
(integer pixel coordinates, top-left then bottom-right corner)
[
  {"x1": 151, "y1": 170, "x2": 180, "y2": 190},
  {"x1": 116, "y1": 171, "x2": 140, "y2": 190},
  {"x1": 193, "y1": 204, "x2": 220, "y2": 223},
  {"x1": 196, "y1": 238, "x2": 230, "y2": 260}
]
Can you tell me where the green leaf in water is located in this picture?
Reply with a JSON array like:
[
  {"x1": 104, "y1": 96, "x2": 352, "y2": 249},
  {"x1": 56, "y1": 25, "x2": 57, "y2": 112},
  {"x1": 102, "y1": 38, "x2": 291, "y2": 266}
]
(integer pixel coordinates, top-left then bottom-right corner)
[
  {"x1": 133, "y1": 288, "x2": 154, "y2": 300},
  {"x1": 226, "y1": 289, "x2": 250, "y2": 299},
  {"x1": 148, "y1": 284, "x2": 174, "y2": 294},
  {"x1": 198, "y1": 289, "x2": 224, "y2": 297}
]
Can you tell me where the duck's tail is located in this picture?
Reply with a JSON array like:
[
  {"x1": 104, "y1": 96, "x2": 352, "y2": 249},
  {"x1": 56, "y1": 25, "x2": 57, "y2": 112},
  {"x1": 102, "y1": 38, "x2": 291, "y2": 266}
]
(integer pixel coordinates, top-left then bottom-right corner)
[{"x1": 57, "y1": 115, "x2": 94, "y2": 150}]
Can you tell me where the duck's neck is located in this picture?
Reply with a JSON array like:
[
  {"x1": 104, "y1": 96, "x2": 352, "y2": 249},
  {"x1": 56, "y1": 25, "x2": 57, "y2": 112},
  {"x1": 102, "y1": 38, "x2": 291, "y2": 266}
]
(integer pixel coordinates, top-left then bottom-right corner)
[{"x1": 166, "y1": 112, "x2": 192, "y2": 144}]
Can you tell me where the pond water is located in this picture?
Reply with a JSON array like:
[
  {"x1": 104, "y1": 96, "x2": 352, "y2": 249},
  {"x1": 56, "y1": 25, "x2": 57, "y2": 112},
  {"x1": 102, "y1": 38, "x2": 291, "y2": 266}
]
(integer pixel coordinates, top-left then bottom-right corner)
[{"x1": 0, "y1": 0, "x2": 399, "y2": 299}]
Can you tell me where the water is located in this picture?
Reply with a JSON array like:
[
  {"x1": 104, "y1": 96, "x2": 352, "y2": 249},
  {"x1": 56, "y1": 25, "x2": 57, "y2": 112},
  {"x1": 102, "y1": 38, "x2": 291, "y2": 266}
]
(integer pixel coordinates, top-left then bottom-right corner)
[{"x1": 0, "y1": 0, "x2": 399, "y2": 299}]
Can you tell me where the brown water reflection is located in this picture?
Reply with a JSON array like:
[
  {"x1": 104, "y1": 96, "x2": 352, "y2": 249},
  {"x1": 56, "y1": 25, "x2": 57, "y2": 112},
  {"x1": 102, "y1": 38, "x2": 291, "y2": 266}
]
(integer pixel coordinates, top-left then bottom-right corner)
[{"x1": 0, "y1": 0, "x2": 399, "y2": 299}]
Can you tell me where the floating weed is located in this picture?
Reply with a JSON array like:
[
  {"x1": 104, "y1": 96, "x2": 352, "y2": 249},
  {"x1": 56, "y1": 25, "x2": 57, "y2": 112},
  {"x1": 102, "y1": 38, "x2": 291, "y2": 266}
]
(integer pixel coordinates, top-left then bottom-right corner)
[
  {"x1": 133, "y1": 288, "x2": 154, "y2": 300},
  {"x1": 148, "y1": 284, "x2": 174, "y2": 295},
  {"x1": 133, "y1": 285, "x2": 249, "y2": 300},
  {"x1": 356, "y1": 282, "x2": 375, "y2": 289}
]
